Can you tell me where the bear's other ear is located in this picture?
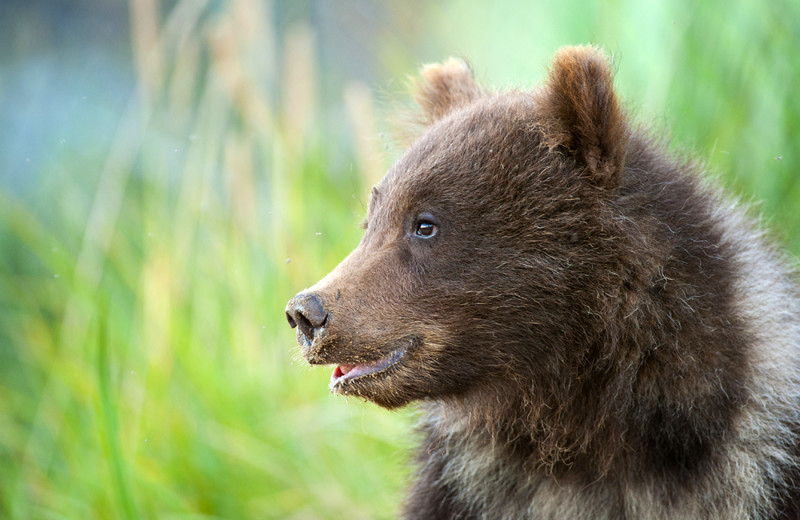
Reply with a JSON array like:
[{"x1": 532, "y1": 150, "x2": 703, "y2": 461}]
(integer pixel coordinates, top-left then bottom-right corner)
[
  {"x1": 413, "y1": 58, "x2": 483, "y2": 124},
  {"x1": 538, "y1": 46, "x2": 628, "y2": 188}
]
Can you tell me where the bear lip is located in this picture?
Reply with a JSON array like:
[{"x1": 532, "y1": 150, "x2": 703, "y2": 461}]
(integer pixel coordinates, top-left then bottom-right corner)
[{"x1": 328, "y1": 343, "x2": 409, "y2": 391}]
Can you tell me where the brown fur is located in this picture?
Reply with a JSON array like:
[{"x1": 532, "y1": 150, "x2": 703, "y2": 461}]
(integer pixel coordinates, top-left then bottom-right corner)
[
  {"x1": 413, "y1": 58, "x2": 484, "y2": 125},
  {"x1": 286, "y1": 46, "x2": 800, "y2": 519}
]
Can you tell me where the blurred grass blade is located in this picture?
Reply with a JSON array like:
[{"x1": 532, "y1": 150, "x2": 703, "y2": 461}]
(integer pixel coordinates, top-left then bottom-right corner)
[{"x1": 97, "y1": 300, "x2": 140, "y2": 520}]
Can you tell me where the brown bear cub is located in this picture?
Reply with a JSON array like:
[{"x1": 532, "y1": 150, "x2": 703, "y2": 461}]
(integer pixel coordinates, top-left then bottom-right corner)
[{"x1": 286, "y1": 46, "x2": 800, "y2": 519}]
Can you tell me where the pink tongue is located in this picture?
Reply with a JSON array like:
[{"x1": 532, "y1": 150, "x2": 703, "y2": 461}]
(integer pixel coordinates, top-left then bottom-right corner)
[{"x1": 334, "y1": 364, "x2": 357, "y2": 379}]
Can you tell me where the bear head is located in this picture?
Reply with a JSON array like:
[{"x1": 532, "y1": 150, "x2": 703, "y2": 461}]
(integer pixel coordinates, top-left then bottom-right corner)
[{"x1": 286, "y1": 46, "x2": 631, "y2": 410}]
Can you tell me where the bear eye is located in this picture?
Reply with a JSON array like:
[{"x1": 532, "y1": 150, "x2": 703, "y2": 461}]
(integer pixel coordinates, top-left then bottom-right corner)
[{"x1": 415, "y1": 219, "x2": 438, "y2": 238}]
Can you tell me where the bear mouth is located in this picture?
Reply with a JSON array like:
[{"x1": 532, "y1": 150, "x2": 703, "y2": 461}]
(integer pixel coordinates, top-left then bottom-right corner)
[{"x1": 328, "y1": 339, "x2": 415, "y2": 392}]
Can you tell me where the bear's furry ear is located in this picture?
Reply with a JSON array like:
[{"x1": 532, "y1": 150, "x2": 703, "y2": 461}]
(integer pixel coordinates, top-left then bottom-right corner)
[
  {"x1": 413, "y1": 58, "x2": 483, "y2": 124},
  {"x1": 538, "y1": 46, "x2": 628, "y2": 187}
]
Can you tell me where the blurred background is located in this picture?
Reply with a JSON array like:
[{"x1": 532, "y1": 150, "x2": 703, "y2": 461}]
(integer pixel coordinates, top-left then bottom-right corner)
[{"x1": 0, "y1": 0, "x2": 798, "y2": 518}]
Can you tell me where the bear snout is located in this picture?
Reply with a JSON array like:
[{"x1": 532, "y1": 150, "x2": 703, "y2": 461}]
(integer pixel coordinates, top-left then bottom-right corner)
[{"x1": 285, "y1": 292, "x2": 328, "y2": 346}]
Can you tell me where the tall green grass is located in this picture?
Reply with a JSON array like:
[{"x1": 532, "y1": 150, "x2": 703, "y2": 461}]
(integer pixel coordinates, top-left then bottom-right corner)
[
  {"x1": 0, "y1": 0, "x2": 798, "y2": 518},
  {"x1": 1, "y1": 2, "x2": 410, "y2": 518}
]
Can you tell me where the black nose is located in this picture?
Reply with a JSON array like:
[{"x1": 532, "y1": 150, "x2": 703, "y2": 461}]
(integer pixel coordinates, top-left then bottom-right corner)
[{"x1": 285, "y1": 293, "x2": 328, "y2": 343}]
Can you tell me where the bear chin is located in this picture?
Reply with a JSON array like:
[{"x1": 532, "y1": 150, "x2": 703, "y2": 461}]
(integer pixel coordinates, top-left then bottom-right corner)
[{"x1": 325, "y1": 336, "x2": 422, "y2": 407}]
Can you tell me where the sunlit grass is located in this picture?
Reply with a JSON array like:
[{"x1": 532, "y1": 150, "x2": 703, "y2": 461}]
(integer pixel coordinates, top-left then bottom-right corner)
[{"x1": 0, "y1": 0, "x2": 798, "y2": 518}]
